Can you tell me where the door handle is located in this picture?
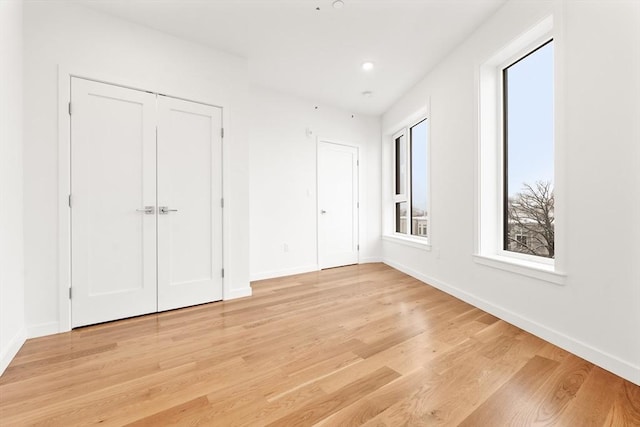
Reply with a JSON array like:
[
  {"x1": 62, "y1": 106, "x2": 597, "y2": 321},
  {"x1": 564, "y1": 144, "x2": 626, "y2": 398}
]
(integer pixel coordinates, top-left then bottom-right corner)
[
  {"x1": 159, "y1": 206, "x2": 178, "y2": 215},
  {"x1": 320, "y1": 210, "x2": 327, "y2": 214},
  {"x1": 136, "y1": 206, "x2": 155, "y2": 214}
]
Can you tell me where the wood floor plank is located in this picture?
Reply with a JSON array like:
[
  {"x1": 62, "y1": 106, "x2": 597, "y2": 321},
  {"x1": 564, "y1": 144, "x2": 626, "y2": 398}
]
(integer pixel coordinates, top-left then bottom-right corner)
[
  {"x1": 263, "y1": 351, "x2": 363, "y2": 401},
  {"x1": 458, "y1": 355, "x2": 561, "y2": 426},
  {"x1": 315, "y1": 367, "x2": 431, "y2": 427},
  {"x1": 218, "y1": 382, "x2": 327, "y2": 426},
  {"x1": 509, "y1": 354, "x2": 594, "y2": 425},
  {"x1": 264, "y1": 366, "x2": 400, "y2": 427},
  {"x1": 1, "y1": 263, "x2": 637, "y2": 426},
  {"x1": 605, "y1": 379, "x2": 640, "y2": 426},
  {"x1": 554, "y1": 365, "x2": 634, "y2": 427},
  {"x1": 361, "y1": 333, "x2": 547, "y2": 426}
]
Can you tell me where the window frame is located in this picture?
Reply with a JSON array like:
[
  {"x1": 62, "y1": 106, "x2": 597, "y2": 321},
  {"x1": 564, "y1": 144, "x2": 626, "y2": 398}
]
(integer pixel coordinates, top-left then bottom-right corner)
[
  {"x1": 392, "y1": 116, "x2": 430, "y2": 242},
  {"x1": 475, "y1": 15, "x2": 565, "y2": 284},
  {"x1": 392, "y1": 129, "x2": 408, "y2": 236},
  {"x1": 497, "y1": 38, "x2": 555, "y2": 266}
]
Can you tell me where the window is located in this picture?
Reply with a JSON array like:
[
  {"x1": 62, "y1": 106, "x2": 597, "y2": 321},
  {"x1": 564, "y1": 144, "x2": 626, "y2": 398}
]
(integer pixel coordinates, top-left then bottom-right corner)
[
  {"x1": 476, "y1": 16, "x2": 564, "y2": 284},
  {"x1": 502, "y1": 40, "x2": 554, "y2": 259},
  {"x1": 393, "y1": 118, "x2": 428, "y2": 239}
]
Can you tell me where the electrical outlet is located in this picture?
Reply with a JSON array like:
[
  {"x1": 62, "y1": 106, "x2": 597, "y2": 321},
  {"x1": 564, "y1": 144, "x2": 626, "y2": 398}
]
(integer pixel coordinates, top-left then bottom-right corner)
[{"x1": 284, "y1": 243, "x2": 289, "y2": 253}]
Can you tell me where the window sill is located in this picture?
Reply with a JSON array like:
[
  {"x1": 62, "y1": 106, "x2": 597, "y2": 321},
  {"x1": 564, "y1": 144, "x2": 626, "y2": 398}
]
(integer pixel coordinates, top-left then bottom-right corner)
[
  {"x1": 382, "y1": 234, "x2": 432, "y2": 251},
  {"x1": 473, "y1": 254, "x2": 566, "y2": 285}
]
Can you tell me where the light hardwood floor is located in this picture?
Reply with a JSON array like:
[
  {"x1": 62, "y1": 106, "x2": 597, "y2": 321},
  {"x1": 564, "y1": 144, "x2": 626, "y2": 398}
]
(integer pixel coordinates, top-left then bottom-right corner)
[{"x1": 1, "y1": 263, "x2": 639, "y2": 426}]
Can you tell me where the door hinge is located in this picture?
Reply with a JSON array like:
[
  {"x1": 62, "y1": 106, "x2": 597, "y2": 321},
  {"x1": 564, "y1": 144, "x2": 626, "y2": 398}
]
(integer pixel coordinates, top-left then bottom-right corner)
[
  {"x1": 221, "y1": 268, "x2": 225, "y2": 278},
  {"x1": 221, "y1": 198, "x2": 224, "y2": 208},
  {"x1": 68, "y1": 194, "x2": 72, "y2": 208},
  {"x1": 357, "y1": 160, "x2": 359, "y2": 166},
  {"x1": 357, "y1": 244, "x2": 360, "y2": 251},
  {"x1": 221, "y1": 128, "x2": 224, "y2": 138},
  {"x1": 69, "y1": 287, "x2": 72, "y2": 299},
  {"x1": 357, "y1": 202, "x2": 359, "y2": 209},
  {"x1": 68, "y1": 102, "x2": 72, "y2": 116}
]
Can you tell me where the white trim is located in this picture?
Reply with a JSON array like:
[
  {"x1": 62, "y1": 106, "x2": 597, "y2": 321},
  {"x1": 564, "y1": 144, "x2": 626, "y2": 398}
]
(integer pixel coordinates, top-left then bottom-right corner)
[
  {"x1": 499, "y1": 34, "x2": 554, "y2": 74},
  {"x1": 486, "y1": 15, "x2": 554, "y2": 68},
  {"x1": 27, "y1": 322, "x2": 61, "y2": 339},
  {"x1": 420, "y1": 108, "x2": 432, "y2": 242},
  {"x1": 476, "y1": 15, "x2": 561, "y2": 274},
  {"x1": 250, "y1": 264, "x2": 320, "y2": 282},
  {"x1": 550, "y1": 2, "x2": 568, "y2": 276},
  {"x1": 57, "y1": 65, "x2": 72, "y2": 333},
  {"x1": 383, "y1": 260, "x2": 639, "y2": 387},
  {"x1": 473, "y1": 254, "x2": 565, "y2": 285},
  {"x1": 382, "y1": 234, "x2": 431, "y2": 251},
  {"x1": 224, "y1": 287, "x2": 252, "y2": 300},
  {"x1": 383, "y1": 105, "x2": 429, "y2": 136},
  {"x1": 497, "y1": 248, "x2": 554, "y2": 266},
  {"x1": 250, "y1": 259, "x2": 385, "y2": 282},
  {"x1": 0, "y1": 328, "x2": 26, "y2": 376},
  {"x1": 220, "y1": 106, "x2": 227, "y2": 301},
  {"x1": 359, "y1": 257, "x2": 383, "y2": 264}
]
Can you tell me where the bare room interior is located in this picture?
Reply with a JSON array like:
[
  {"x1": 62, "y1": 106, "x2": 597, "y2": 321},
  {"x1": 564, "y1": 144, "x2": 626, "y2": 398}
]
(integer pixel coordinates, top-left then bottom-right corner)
[{"x1": 1, "y1": 0, "x2": 639, "y2": 425}]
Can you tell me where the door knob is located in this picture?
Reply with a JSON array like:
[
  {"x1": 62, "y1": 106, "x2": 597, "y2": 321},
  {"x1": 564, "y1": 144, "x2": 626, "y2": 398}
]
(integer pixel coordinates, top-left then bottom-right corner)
[
  {"x1": 136, "y1": 206, "x2": 155, "y2": 214},
  {"x1": 159, "y1": 206, "x2": 178, "y2": 215}
]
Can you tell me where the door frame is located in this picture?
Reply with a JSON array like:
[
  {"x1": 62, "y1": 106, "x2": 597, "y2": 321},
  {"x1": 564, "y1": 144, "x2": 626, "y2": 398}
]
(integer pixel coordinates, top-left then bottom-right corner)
[
  {"x1": 316, "y1": 138, "x2": 360, "y2": 269},
  {"x1": 57, "y1": 67, "x2": 226, "y2": 333}
]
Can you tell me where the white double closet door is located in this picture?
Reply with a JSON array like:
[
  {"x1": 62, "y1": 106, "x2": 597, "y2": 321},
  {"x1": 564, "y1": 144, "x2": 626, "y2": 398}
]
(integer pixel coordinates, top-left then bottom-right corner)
[{"x1": 71, "y1": 78, "x2": 223, "y2": 328}]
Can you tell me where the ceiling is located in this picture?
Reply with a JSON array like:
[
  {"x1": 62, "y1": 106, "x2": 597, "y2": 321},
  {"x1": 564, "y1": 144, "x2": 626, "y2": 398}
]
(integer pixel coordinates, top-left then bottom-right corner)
[{"x1": 80, "y1": 0, "x2": 507, "y2": 115}]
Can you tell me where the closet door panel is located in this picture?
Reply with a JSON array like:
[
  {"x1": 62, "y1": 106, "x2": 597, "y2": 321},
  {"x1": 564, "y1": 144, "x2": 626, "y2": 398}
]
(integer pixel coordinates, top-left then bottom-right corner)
[
  {"x1": 71, "y1": 78, "x2": 157, "y2": 327},
  {"x1": 157, "y1": 96, "x2": 223, "y2": 311}
]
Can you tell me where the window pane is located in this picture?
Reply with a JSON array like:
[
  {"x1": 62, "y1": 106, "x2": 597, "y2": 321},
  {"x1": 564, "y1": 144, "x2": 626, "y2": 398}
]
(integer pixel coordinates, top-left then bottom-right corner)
[
  {"x1": 395, "y1": 134, "x2": 406, "y2": 195},
  {"x1": 503, "y1": 40, "x2": 554, "y2": 258},
  {"x1": 395, "y1": 202, "x2": 407, "y2": 234},
  {"x1": 410, "y1": 119, "x2": 428, "y2": 237}
]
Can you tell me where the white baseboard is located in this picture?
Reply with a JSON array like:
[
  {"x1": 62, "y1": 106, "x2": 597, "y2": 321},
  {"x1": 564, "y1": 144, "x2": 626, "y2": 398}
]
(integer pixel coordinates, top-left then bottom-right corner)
[
  {"x1": 359, "y1": 257, "x2": 383, "y2": 264},
  {"x1": 250, "y1": 260, "x2": 384, "y2": 282},
  {"x1": 225, "y1": 287, "x2": 253, "y2": 300},
  {"x1": 383, "y1": 259, "x2": 640, "y2": 386},
  {"x1": 27, "y1": 321, "x2": 60, "y2": 339},
  {"x1": 0, "y1": 327, "x2": 26, "y2": 376},
  {"x1": 250, "y1": 264, "x2": 319, "y2": 282}
]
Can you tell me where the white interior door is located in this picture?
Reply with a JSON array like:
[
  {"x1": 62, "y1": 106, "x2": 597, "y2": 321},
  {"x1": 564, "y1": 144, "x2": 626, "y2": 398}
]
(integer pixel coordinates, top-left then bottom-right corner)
[
  {"x1": 71, "y1": 78, "x2": 158, "y2": 327},
  {"x1": 157, "y1": 96, "x2": 223, "y2": 311},
  {"x1": 318, "y1": 141, "x2": 359, "y2": 269}
]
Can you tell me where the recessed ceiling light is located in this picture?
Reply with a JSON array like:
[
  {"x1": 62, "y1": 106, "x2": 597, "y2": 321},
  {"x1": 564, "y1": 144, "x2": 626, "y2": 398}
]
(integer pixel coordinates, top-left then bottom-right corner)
[
  {"x1": 332, "y1": 0, "x2": 344, "y2": 9},
  {"x1": 361, "y1": 62, "x2": 374, "y2": 71},
  {"x1": 362, "y1": 91, "x2": 373, "y2": 97}
]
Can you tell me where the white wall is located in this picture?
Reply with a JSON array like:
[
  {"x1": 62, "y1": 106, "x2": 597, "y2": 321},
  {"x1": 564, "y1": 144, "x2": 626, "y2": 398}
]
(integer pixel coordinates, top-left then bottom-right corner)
[
  {"x1": 382, "y1": 0, "x2": 640, "y2": 385},
  {"x1": 23, "y1": 2, "x2": 251, "y2": 336},
  {"x1": 0, "y1": 0, "x2": 26, "y2": 374},
  {"x1": 250, "y1": 86, "x2": 381, "y2": 280}
]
